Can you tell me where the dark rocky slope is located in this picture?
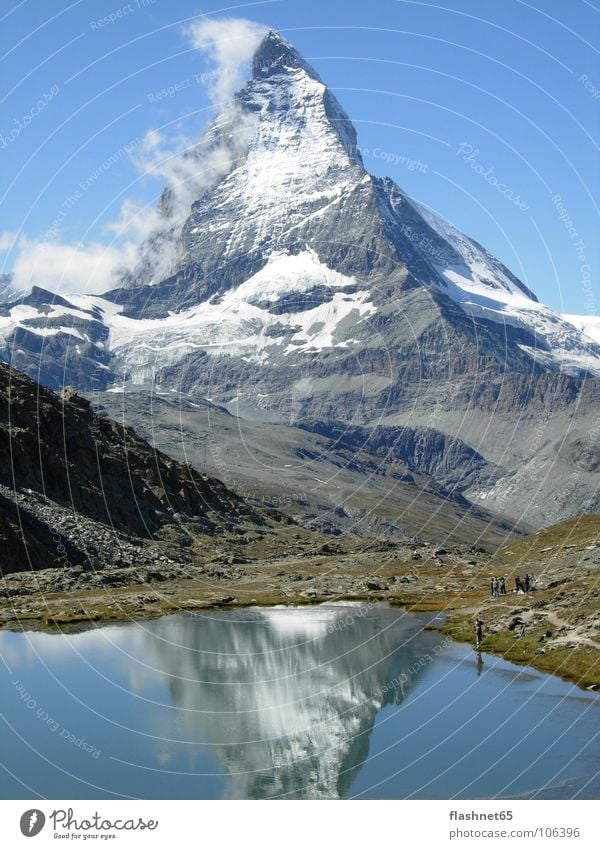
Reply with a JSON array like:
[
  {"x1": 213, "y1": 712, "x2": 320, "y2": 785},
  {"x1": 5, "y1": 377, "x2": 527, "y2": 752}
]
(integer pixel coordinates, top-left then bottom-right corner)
[{"x1": 0, "y1": 363, "x2": 266, "y2": 575}]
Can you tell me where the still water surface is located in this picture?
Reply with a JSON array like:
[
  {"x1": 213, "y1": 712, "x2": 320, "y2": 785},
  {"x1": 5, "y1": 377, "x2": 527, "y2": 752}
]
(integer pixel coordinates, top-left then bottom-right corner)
[{"x1": 0, "y1": 604, "x2": 598, "y2": 799}]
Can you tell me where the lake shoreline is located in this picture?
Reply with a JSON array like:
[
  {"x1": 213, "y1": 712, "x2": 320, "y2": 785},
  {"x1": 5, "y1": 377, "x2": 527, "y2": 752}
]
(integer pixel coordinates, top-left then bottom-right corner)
[{"x1": 1, "y1": 537, "x2": 598, "y2": 690}]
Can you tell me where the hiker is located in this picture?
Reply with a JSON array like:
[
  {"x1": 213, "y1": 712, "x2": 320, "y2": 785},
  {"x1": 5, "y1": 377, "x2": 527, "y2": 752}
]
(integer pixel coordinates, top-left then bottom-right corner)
[
  {"x1": 525, "y1": 573, "x2": 531, "y2": 593},
  {"x1": 493, "y1": 577, "x2": 499, "y2": 597},
  {"x1": 490, "y1": 578, "x2": 495, "y2": 596},
  {"x1": 515, "y1": 575, "x2": 523, "y2": 593},
  {"x1": 475, "y1": 619, "x2": 484, "y2": 648},
  {"x1": 500, "y1": 576, "x2": 506, "y2": 595}
]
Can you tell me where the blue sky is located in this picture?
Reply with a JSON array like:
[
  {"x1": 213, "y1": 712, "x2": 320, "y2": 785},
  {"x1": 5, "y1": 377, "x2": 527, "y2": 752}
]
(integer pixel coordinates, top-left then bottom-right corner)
[{"x1": 0, "y1": 0, "x2": 598, "y2": 314}]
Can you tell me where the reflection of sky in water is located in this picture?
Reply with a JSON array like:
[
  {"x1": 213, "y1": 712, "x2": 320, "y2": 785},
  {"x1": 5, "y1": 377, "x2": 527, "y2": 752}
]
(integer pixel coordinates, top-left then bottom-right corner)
[{"x1": 0, "y1": 605, "x2": 598, "y2": 800}]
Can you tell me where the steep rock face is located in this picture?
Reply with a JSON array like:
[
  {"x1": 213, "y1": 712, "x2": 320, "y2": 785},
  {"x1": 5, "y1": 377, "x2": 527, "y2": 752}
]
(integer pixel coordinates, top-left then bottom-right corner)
[
  {"x1": 110, "y1": 33, "x2": 410, "y2": 318},
  {"x1": 443, "y1": 371, "x2": 600, "y2": 415},
  {"x1": 0, "y1": 362, "x2": 263, "y2": 574},
  {"x1": 298, "y1": 421, "x2": 499, "y2": 494},
  {"x1": 0, "y1": 362, "x2": 257, "y2": 536},
  {"x1": 0, "y1": 287, "x2": 113, "y2": 391},
  {"x1": 99, "y1": 30, "x2": 598, "y2": 380}
]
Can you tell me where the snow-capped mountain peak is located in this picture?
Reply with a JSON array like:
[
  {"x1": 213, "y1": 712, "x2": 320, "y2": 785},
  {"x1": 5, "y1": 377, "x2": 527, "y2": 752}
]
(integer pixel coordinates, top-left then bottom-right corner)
[
  {"x1": 252, "y1": 29, "x2": 322, "y2": 81},
  {"x1": 247, "y1": 29, "x2": 363, "y2": 166},
  {"x1": 2, "y1": 28, "x2": 599, "y2": 389}
]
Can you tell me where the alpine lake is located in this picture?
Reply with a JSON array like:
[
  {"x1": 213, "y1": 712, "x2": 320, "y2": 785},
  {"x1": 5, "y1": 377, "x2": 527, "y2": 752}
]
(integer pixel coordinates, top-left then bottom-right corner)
[{"x1": 1, "y1": 603, "x2": 598, "y2": 800}]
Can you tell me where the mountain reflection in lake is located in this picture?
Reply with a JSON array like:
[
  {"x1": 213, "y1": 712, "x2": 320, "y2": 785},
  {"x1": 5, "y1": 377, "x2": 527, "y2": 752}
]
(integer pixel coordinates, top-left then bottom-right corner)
[
  {"x1": 1, "y1": 604, "x2": 598, "y2": 800},
  {"x1": 134, "y1": 605, "x2": 439, "y2": 799}
]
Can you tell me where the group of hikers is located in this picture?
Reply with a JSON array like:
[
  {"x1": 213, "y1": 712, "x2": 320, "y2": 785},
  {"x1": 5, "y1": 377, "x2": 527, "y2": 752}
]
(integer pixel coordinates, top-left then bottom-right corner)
[
  {"x1": 515, "y1": 573, "x2": 534, "y2": 593},
  {"x1": 490, "y1": 573, "x2": 535, "y2": 597},
  {"x1": 490, "y1": 576, "x2": 506, "y2": 596},
  {"x1": 477, "y1": 572, "x2": 537, "y2": 648}
]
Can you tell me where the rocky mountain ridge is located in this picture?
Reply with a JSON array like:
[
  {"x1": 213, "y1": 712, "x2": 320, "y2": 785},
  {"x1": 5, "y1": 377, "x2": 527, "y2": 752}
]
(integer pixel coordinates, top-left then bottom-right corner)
[{"x1": 0, "y1": 28, "x2": 598, "y2": 534}]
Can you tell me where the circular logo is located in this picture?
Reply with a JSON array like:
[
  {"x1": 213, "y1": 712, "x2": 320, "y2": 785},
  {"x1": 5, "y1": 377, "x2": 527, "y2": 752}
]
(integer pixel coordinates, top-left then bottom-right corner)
[{"x1": 19, "y1": 810, "x2": 46, "y2": 837}]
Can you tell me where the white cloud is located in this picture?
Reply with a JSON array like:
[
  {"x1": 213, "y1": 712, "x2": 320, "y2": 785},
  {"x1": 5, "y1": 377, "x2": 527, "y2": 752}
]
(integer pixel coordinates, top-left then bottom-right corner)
[
  {"x1": 8, "y1": 108, "x2": 258, "y2": 295},
  {"x1": 0, "y1": 232, "x2": 16, "y2": 252},
  {"x1": 184, "y1": 17, "x2": 267, "y2": 104},
  {"x1": 107, "y1": 112, "x2": 258, "y2": 286},
  {"x1": 6, "y1": 18, "x2": 267, "y2": 296},
  {"x1": 11, "y1": 239, "x2": 137, "y2": 295}
]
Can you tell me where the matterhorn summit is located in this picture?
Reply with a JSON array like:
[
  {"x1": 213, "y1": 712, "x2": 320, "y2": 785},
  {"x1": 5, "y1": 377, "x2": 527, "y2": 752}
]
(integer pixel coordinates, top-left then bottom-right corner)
[
  {"x1": 3, "y1": 28, "x2": 599, "y2": 384},
  {"x1": 69, "y1": 27, "x2": 594, "y2": 384}
]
